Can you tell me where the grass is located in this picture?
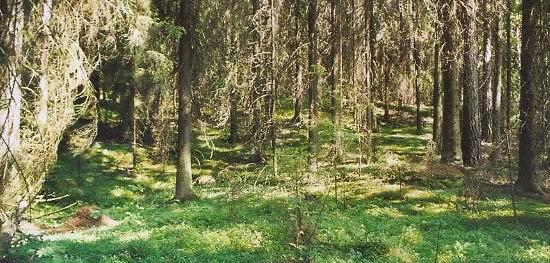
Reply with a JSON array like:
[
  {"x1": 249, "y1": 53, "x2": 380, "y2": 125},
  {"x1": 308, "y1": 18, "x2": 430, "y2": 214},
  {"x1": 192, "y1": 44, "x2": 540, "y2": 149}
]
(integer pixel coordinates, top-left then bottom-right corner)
[{"x1": 7, "y1": 107, "x2": 550, "y2": 263}]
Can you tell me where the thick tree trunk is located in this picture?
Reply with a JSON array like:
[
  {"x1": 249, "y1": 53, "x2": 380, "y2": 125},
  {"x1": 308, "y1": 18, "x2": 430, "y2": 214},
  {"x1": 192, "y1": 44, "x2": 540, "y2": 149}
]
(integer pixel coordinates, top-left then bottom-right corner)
[
  {"x1": 440, "y1": 0, "x2": 462, "y2": 163},
  {"x1": 517, "y1": 0, "x2": 542, "y2": 194},
  {"x1": 307, "y1": 0, "x2": 319, "y2": 170},
  {"x1": 174, "y1": 0, "x2": 196, "y2": 200},
  {"x1": 461, "y1": 0, "x2": 482, "y2": 166},
  {"x1": 363, "y1": 0, "x2": 374, "y2": 162}
]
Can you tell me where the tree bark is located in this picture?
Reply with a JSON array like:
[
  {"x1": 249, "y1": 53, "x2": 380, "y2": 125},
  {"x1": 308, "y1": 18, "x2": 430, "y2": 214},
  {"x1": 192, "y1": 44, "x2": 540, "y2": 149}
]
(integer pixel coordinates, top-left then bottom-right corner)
[
  {"x1": 307, "y1": 0, "x2": 319, "y2": 170},
  {"x1": 440, "y1": 0, "x2": 462, "y2": 163},
  {"x1": 481, "y1": 0, "x2": 494, "y2": 142},
  {"x1": 250, "y1": 0, "x2": 266, "y2": 163},
  {"x1": 291, "y1": 0, "x2": 303, "y2": 123},
  {"x1": 363, "y1": 0, "x2": 374, "y2": 162},
  {"x1": 174, "y1": 0, "x2": 196, "y2": 200},
  {"x1": 414, "y1": 40, "x2": 422, "y2": 135},
  {"x1": 433, "y1": 40, "x2": 443, "y2": 149},
  {"x1": 505, "y1": 0, "x2": 512, "y2": 130},
  {"x1": 330, "y1": 0, "x2": 343, "y2": 159},
  {"x1": 492, "y1": 13, "x2": 503, "y2": 142},
  {"x1": 517, "y1": 0, "x2": 542, "y2": 194},
  {"x1": 461, "y1": 0, "x2": 482, "y2": 166}
]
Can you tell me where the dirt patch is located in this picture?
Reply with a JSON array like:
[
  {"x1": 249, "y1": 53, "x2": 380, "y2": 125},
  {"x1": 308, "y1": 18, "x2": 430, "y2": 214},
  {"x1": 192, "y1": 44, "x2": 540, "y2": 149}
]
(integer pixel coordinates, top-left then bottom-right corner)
[{"x1": 48, "y1": 205, "x2": 117, "y2": 233}]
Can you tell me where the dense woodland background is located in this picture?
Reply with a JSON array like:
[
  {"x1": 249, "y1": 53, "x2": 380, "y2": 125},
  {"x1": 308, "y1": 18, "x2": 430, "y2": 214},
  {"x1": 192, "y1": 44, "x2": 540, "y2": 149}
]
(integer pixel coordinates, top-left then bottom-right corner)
[{"x1": 0, "y1": 0, "x2": 549, "y2": 262}]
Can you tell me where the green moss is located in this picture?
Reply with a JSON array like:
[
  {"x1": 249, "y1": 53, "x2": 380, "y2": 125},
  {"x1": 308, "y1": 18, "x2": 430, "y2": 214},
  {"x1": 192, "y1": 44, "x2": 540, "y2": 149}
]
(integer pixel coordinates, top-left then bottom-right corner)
[{"x1": 8, "y1": 113, "x2": 549, "y2": 263}]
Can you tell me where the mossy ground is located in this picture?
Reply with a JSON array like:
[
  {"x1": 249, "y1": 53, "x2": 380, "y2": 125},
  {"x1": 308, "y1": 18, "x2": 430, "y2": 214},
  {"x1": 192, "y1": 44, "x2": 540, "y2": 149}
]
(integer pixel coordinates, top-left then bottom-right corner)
[{"x1": 8, "y1": 108, "x2": 550, "y2": 263}]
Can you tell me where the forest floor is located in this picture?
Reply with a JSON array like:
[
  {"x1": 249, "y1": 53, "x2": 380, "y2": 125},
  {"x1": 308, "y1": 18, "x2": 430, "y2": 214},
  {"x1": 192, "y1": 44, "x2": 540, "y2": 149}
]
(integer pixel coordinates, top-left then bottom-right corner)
[{"x1": 8, "y1": 106, "x2": 550, "y2": 263}]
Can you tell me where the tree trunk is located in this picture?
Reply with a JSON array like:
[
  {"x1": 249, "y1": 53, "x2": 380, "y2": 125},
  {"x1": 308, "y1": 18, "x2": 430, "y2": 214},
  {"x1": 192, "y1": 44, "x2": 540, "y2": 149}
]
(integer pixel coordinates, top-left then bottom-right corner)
[
  {"x1": 440, "y1": 0, "x2": 462, "y2": 163},
  {"x1": 461, "y1": 0, "x2": 482, "y2": 166},
  {"x1": 481, "y1": 0, "x2": 494, "y2": 142},
  {"x1": 291, "y1": 0, "x2": 303, "y2": 123},
  {"x1": 330, "y1": 0, "x2": 343, "y2": 159},
  {"x1": 307, "y1": 0, "x2": 319, "y2": 170},
  {"x1": 363, "y1": 0, "x2": 374, "y2": 162},
  {"x1": 174, "y1": 0, "x2": 196, "y2": 200},
  {"x1": 250, "y1": 0, "x2": 266, "y2": 163},
  {"x1": 269, "y1": 0, "x2": 278, "y2": 173},
  {"x1": 505, "y1": 0, "x2": 512, "y2": 130},
  {"x1": 517, "y1": 0, "x2": 542, "y2": 194},
  {"x1": 414, "y1": 40, "x2": 422, "y2": 135},
  {"x1": 492, "y1": 13, "x2": 503, "y2": 142},
  {"x1": 433, "y1": 40, "x2": 443, "y2": 149}
]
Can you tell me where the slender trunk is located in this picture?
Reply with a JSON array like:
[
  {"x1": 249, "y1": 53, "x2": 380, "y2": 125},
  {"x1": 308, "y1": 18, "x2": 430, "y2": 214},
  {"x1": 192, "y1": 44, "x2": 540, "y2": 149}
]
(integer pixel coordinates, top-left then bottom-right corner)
[
  {"x1": 269, "y1": 0, "x2": 278, "y2": 174},
  {"x1": 505, "y1": 0, "x2": 512, "y2": 128},
  {"x1": 440, "y1": 0, "x2": 462, "y2": 163},
  {"x1": 414, "y1": 40, "x2": 422, "y2": 135},
  {"x1": 307, "y1": 0, "x2": 319, "y2": 170},
  {"x1": 433, "y1": 40, "x2": 443, "y2": 149},
  {"x1": 492, "y1": 14, "x2": 503, "y2": 142},
  {"x1": 481, "y1": 0, "x2": 494, "y2": 142},
  {"x1": 461, "y1": 0, "x2": 482, "y2": 166},
  {"x1": 517, "y1": 0, "x2": 542, "y2": 194},
  {"x1": 175, "y1": 0, "x2": 196, "y2": 200},
  {"x1": 330, "y1": 0, "x2": 343, "y2": 159},
  {"x1": 291, "y1": 0, "x2": 303, "y2": 123},
  {"x1": 250, "y1": 0, "x2": 265, "y2": 163},
  {"x1": 130, "y1": 55, "x2": 137, "y2": 171}
]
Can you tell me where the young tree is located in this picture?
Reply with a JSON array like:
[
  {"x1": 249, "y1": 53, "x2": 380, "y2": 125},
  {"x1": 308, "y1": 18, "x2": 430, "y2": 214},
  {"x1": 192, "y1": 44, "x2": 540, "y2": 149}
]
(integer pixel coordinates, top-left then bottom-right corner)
[
  {"x1": 517, "y1": 0, "x2": 543, "y2": 194},
  {"x1": 174, "y1": 0, "x2": 196, "y2": 200},
  {"x1": 461, "y1": 0, "x2": 482, "y2": 166},
  {"x1": 440, "y1": 0, "x2": 461, "y2": 163}
]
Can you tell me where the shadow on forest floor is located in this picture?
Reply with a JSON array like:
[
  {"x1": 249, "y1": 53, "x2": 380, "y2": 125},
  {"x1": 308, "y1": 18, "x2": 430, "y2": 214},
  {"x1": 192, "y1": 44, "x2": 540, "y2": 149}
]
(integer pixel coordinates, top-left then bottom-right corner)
[{"x1": 8, "y1": 106, "x2": 550, "y2": 263}]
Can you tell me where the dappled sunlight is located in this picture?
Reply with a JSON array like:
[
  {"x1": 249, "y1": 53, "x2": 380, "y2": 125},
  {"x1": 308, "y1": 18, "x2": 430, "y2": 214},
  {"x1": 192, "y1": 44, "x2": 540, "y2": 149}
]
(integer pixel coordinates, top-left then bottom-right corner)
[{"x1": 10, "y1": 105, "x2": 549, "y2": 263}]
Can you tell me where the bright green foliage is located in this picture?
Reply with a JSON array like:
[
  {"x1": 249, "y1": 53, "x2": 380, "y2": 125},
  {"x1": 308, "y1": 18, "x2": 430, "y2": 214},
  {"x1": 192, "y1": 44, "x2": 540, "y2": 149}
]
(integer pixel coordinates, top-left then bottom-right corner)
[{"x1": 7, "y1": 108, "x2": 549, "y2": 263}]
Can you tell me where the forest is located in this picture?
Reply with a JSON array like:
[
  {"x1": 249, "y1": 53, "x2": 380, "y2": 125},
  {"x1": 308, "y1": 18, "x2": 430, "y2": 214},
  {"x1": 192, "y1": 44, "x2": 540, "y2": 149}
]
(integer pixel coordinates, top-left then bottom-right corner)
[{"x1": 0, "y1": 0, "x2": 549, "y2": 262}]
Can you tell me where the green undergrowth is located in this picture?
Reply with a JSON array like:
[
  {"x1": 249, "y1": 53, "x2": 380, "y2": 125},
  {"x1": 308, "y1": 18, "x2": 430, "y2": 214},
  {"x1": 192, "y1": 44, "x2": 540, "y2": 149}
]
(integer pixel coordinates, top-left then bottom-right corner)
[{"x1": 8, "y1": 109, "x2": 550, "y2": 263}]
